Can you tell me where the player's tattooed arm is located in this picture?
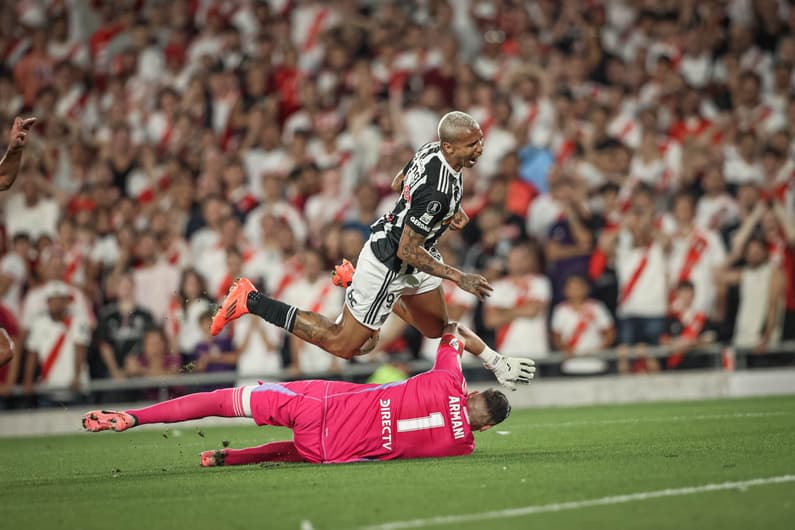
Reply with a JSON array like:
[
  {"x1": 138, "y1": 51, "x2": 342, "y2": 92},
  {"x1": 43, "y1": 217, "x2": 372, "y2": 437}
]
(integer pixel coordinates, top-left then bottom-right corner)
[
  {"x1": 397, "y1": 227, "x2": 493, "y2": 300},
  {"x1": 398, "y1": 225, "x2": 461, "y2": 280}
]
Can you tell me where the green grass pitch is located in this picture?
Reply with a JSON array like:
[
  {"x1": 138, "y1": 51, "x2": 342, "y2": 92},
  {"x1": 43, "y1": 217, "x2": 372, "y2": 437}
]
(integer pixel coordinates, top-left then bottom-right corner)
[{"x1": 1, "y1": 395, "x2": 794, "y2": 530}]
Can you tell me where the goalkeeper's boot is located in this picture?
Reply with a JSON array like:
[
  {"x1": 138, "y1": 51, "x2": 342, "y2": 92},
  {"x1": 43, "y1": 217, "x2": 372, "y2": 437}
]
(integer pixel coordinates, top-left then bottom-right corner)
[
  {"x1": 331, "y1": 259, "x2": 355, "y2": 288},
  {"x1": 210, "y1": 277, "x2": 256, "y2": 336},
  {"x1": 82, "y1": 410, "x2": 137, "y2": 432},
  {"x1": 200, "y1": 450, "x2": 226, "y2": 467}
]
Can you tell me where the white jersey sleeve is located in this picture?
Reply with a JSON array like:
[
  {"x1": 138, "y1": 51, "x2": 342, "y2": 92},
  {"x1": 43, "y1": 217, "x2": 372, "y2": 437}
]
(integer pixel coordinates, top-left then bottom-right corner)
[{"x1": 593, "y1": 301, "x2": 614, "y2": 330}]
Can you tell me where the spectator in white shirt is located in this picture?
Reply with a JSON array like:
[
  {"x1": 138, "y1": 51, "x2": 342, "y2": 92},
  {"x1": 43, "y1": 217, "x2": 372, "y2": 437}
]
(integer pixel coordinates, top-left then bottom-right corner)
[
  {"x1": 23, "y1": 281, "x2": 91, "y2": 405},
  {"x1": 283, "y1": 247, "x2": 344, "y2": 375},
  {"x1": 717, "y1": 237, "x2": 785, "y2": 351},
  {"x1": 695, "y1": 167, "x2": 739, "y2": 231},
  {"x1": 598, "y1": 202, "x2": 668, "y2": 373},
  {"x1": 679, "y1": 31, "x2": 714, "y2": 88},
  {"x1": 551, "y1": 274, "x2": 615, "y2": 358},
  {"x1": 304, "y1": 167, "x2": 350, "y2": 239},
  {"x1": 510, "y1": 69, "x2": 556, "y2": 149},
  {"x1": 400, "y1": 84, "x2": 443, "y2": 150},
  {"x1": 190, "y1": 195, "x2": 231, "y2": 260},
  {"x1": 484, "y1": 241, "x2": 551, "y2": 359},
  {"x1": 0, "y1": 233, "x2": 31, "y2": 319},
  {"x1": 167, "y1": 268, "x2": 214, "y2": 359},
  {"x1": 19, "y1": 252, "x2": 95, "y2": 335},
  {"x1": 241, "y1": 123, "x2": 291, "y2": 199},
  {"x1": 668, "y1": 191, "x2": 727, "y2": 315},
  {"x1": 476, "y1": 94, "x2": 518, "y2": 180},
  {"x1": 132, "y1": 231, "x2": 180, "y2": 324},
  {"x1": 195, "y1": 215, "x2": 248, "y2": 298},
  {"x1": 244, "y1": 172, "x2": 307, "y2": 246},
  {"x1": 3, "y1": 166, "x2": 61, "y2": 241},
  {"x1": 764, "y1": 60, "x2": 793, "y2": 116},
  {"x1": 723, "y1": 131, "x2": 764, "y2": 186}
]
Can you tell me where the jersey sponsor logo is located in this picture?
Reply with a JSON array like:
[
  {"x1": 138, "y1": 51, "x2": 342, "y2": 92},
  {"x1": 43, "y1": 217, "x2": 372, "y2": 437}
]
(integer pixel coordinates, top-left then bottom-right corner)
[
  {"x1": 380, "y1": 398, "x2": 393, "y2": 451},
  {"x1": 427, "y1": 201, "x2": 442, "y2": 214},
  {"x1": 449, "y1": 396, "x2": 466, "y2": 440},
  {"x1": 409, "y1": 216, "x2": 431, "y2": 232},
  {"x1": 419, "y1": 212, "x2": 435, "y2": 225},
  {"x1": 402, "y1": 185, "x2": 410, "y2": 201}
]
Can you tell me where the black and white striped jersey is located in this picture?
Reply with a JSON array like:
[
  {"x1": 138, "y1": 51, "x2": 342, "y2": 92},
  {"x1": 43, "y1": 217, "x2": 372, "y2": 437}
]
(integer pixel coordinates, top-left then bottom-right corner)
[{"x1": 370, "y1": 141, "x2": 463, "y2": 273}]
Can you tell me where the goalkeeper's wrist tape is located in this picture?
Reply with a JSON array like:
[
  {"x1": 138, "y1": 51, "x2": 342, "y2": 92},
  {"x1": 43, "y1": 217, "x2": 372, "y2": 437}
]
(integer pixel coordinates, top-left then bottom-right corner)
[{"x1": 480, "y1": 346, "x2": 501, "y2": 367}]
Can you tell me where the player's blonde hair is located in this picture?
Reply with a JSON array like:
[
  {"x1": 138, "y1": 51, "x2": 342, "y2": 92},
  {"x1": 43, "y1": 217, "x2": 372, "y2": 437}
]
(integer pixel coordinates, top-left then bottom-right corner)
[{"x1": 437, "y1": 111, "x2": 479, "y2": 143}]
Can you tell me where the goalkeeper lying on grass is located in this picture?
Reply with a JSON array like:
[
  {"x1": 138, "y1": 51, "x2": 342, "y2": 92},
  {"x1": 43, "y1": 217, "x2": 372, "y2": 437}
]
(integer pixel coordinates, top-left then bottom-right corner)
[{"x1": 83, "y1": 323, "x2": 530, "y2": 465}]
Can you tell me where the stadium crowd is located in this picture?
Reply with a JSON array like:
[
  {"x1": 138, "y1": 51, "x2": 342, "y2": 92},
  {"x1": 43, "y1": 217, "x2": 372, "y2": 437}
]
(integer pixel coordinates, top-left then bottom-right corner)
[{"x1": 0, "y1": 0, "x2": 794, "y2": 407}]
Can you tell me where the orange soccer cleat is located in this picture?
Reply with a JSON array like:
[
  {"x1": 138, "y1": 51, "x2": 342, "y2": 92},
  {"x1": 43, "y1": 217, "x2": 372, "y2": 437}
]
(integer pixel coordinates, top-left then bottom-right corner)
[
  {"x1": 332, "y1": 259, "x2": 355, "y2": 288},
  {"x1": 82, "y1": 410, "x2": 137, "y2": 432},
  {"x1": 210, "y1": 277, "x2": 257, "y2": 336}
]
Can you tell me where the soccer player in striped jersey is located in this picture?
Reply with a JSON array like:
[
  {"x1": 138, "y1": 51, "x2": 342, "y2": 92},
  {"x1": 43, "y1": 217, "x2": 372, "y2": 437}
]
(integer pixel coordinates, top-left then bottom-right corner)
[{"x1": 211, "y1": 111, "x2": 535, "y2": 389}]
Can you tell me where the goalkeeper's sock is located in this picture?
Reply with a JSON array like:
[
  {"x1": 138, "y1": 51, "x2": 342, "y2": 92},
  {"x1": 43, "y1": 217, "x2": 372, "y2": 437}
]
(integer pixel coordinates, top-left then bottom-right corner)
[
  {"x1": 127, "y1": 388, "x2": 249, "y2": 425},
  {"x1": 246, "y1": 291, "x2": 297, "y2": 332}
]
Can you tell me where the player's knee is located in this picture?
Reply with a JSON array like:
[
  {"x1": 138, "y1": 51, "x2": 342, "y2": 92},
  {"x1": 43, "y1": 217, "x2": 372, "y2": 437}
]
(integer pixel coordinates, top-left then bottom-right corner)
[
  {"x1": 337, "y1": 349, "x2": 358, "y2": 360},
  {"x1": 329, "y1": 340, "x2": 359, "y2": 360},
  {"x1": 328, "y1": 345, "x2": 357, "y2": 360},
  {"x1": 325, "y1": 330, "x2": 359, "y2": 360}
]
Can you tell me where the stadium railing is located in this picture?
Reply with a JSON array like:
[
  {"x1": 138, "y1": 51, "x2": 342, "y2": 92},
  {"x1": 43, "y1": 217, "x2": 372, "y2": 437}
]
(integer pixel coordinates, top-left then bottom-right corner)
[{"x1": 4, "y1": 340, "x2": 794, "y2": 402}]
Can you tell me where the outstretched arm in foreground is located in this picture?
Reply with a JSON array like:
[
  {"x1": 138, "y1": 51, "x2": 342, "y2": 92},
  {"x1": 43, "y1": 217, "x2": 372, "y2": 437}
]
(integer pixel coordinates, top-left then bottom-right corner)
[
  {"x1": 201, "y1": 441, "x2": 306, "y2": 467},
  {"x1": 450, "y1": 321, "x2": 535, "y2": 390},
  {"x1": 404, "y1": 314, "x2": 534, "y2": 390}
]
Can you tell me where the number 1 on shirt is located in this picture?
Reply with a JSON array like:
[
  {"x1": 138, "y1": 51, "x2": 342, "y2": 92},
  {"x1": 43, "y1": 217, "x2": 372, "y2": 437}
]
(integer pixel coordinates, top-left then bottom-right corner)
[{"x1": 396, "y1": 412, "x2": 445, "y2": 432}]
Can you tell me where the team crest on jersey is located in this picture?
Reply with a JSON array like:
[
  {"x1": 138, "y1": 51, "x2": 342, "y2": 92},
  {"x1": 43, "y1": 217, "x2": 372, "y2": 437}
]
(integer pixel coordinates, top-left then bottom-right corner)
[
  {"x1": 452, "y1": 185, "x2": 461, "y2": 203},
  {"x1": 427, "y1": 201, "x2": 442, "y2": 214}
]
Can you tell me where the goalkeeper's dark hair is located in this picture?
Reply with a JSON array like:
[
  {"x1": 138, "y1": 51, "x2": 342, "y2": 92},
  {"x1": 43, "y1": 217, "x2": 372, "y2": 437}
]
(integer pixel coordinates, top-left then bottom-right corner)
[{"x1": 482, "y1": 389, "x2": 511, "y2": 426}]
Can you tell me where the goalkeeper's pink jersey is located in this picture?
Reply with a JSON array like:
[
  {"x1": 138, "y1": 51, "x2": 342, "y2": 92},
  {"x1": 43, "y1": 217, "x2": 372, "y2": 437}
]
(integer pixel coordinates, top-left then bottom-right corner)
[{"x1": 248, "y1": 334, "x2": 474, "y2": 463}]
